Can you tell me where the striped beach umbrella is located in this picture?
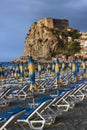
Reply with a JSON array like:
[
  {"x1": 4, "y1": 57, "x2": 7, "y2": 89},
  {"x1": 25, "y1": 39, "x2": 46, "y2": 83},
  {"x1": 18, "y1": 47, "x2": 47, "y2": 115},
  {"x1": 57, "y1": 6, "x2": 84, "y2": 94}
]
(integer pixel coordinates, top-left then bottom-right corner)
[
  {"x1": 75, "y1": 60, "x2": 79, "y2": 81},
  {"x1": 52, "y1": 61, "x2": 55, "y2": 74},
  {"x1": 41, "y1": 64, "x2": 45, "y2": 74},
  {"x1": 55, "y1": 58, "x2": 60, "y2": 85},
  {"x1": 14, "y1": 64, "x2": 20, "y2": 78},
  {"x1": 47, "y1": 63, "x2": 51, "y2": 73},
  {"x1": 61, "y1": 61, "x2": 66, "y2": 75},
  {"x1": 28, "y1": 56, "x2": 38, "y2": 92},
  {"x1": 82, "y1": 59, "x2": 86, "y2": 77},
  {"x1": 72, "y1": 60, "x2": 77, "y2": 80},
  {"x1": 24, "y1": 66, "x2": 29, "y2": 77},
  {"x1": 19, "y1": 62, "x2": 24, "y2": 82},
  {"x1": 75, "y1": 60, "x2": 79, "y2": 74},
  {"x1": 12, "y1": 66, "x2": 16, "y2": 78},
  {"x1": 68, "y1": 61, "x2": 72, "y2": 73},
  {"x1": 61, "y1": 61, "x2": 65, "y2": 71},
  {"x1": 0, "y1": 64, "x2": 4, "y2": 80},
  {"x1": 38, "y1": 61, "x2": 42, "y2": 78}
]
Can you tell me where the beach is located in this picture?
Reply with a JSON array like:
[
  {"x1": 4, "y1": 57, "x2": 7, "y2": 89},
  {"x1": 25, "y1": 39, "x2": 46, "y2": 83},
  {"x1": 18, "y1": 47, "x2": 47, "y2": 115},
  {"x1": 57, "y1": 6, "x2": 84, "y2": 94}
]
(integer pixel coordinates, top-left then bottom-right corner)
[
  {"x1": 1, "y1": 97, "x2": 87, "y2": 130},
  {"x1": 0, "y1": 61, "x2": 87, "y2": 130},
  {"x1": 45, "y1": 99, "x2": 87, "y2": 130}
]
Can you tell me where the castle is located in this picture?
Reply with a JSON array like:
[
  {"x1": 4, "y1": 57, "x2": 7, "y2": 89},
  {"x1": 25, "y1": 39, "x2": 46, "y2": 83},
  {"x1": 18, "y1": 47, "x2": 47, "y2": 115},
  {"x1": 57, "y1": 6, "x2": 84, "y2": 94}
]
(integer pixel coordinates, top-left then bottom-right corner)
[{"x1": 37, "y1": 18, "x2": 69, "y2": 29}]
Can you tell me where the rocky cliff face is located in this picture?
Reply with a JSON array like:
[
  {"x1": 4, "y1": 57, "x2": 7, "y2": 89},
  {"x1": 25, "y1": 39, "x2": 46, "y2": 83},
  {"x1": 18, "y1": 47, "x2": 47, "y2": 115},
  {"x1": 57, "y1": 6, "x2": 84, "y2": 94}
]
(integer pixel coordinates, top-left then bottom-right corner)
[
  {"x1": 24, "y1": 18, "x2": 77, "y2": 60},
  {"x1": 14, "y1": 18, "x2": 80, "y2": 62}
]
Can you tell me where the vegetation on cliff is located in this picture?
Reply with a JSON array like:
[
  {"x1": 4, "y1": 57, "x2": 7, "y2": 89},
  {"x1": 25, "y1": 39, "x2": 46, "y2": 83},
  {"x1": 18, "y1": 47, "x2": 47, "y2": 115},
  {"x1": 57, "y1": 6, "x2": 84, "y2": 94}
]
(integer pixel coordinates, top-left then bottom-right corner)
[
  {"x1": 14, "y1": 18, "x2": 82, "y2": 62},
  {"x1": 24, "y1": 18, "x2": 81, "y2": 60}
]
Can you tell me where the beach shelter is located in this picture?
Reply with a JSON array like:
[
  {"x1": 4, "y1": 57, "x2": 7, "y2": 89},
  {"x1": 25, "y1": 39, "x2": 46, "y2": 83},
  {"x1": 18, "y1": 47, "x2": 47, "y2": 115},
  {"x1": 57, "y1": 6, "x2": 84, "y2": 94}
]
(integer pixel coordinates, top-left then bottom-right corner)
[
  {"x1": 19, "y1": 62, "x2": 24, "y2": 82},
  {"x1": 55, "y1": 58, "x2": 60, "y2": 85}
]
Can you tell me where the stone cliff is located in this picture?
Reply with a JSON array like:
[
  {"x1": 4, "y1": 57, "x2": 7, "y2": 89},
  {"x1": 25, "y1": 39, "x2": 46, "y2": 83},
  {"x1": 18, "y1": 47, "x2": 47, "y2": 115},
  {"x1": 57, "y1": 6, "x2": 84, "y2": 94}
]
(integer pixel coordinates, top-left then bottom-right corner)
[{"x1": 14, "y1": 18, "x2": 80, "y2": 62}]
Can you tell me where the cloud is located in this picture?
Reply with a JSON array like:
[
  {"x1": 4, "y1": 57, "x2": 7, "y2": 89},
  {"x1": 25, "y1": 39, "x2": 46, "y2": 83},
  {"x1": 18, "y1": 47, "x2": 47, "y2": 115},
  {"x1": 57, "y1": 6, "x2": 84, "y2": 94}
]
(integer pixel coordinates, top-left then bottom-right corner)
[{"x1": 0, "y1": 0, "x2": 87, "y2": 61}]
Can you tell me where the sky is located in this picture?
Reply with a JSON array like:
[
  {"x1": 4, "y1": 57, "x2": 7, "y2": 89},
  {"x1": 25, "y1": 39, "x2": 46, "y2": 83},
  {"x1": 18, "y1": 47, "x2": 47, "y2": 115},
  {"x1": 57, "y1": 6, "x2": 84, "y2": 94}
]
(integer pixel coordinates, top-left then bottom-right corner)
[{"x1": 0, "y1": 0, "x2": 87, "y2": 62}]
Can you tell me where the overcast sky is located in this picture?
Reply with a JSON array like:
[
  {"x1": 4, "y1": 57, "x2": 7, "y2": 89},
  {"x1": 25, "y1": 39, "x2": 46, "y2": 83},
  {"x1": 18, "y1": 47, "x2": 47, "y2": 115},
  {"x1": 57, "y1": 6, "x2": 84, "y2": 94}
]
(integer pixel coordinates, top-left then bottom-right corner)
[{"x1": 0, "y1": 0, "x2": 87, "y2": 61}]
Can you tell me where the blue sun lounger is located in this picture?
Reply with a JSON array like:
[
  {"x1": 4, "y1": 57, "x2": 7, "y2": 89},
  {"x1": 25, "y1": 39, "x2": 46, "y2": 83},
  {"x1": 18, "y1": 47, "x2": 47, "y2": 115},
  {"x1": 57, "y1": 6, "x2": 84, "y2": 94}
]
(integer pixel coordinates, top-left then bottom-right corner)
[
  {"x1": 0, "y1": 106, "x2": 25, "y2": 130},
  {"x1": 0, "y1": 86, "x2": 16, "y2": 107},
  {"x1": 50, "y1": 81, "x2": 85, "y2": 110},
  {"x1": 17, "y1": 96, "x2": 54, "y2": 130},
  {"x1": 62, "y1": 81, "x2": 86, "y2": 108},
  {"x1": 11, "y1": 83, "x2": 32, "y2": 100}
]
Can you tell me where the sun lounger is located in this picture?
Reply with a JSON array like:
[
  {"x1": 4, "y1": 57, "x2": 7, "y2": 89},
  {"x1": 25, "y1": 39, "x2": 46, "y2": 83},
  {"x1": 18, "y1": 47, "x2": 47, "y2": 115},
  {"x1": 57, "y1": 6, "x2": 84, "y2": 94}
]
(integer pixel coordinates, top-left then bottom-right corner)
[
  {"x1": 63, "y1": 82, "x2": 86, "y2": 108},
  {"x1": 17, "y1": 96, "x2": 54, "y2": 130},
  {"x1": 44, "y1": 77, "x2": 56, "y2": 91},
  {"x1": 60, "y1": 73, "x2": 73, "y2": 85},
  {"x1": 70, "y1": 82, "x2": 86, "y2": 101},
  {"x1": 36, "y1": 76, "x2": 56, "y2": 94},
  {"x1": 0, "y1": 106, "x2": 25, "y2": 130},
  {"x1": 36, "y1": 78, "x2": 52, "y2": 94},
  {"x1": 50, "y1": 81, "x2": 86, "y2": 110},
  {"x1": 0, "y1": 86, "x2": 16, "y2": 107},
  {"x1": 11, "y1": 83, "x2": 32, "y2": 100}
]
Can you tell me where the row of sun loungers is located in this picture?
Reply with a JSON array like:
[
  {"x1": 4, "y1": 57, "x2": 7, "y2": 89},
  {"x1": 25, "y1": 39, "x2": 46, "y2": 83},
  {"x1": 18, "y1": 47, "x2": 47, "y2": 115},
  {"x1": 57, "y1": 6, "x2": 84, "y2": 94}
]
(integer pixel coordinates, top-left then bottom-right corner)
[
  {"x1": 0, "y1": 77, "x2": 87, "y2": 130},
  {"x1": 0, "y1": 70, "x2": 85, "y2": 108}
]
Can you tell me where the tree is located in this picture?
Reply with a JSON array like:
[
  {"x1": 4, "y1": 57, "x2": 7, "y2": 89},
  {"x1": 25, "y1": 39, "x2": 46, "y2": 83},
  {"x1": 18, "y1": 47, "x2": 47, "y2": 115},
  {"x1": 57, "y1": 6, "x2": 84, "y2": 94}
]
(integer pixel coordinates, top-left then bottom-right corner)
[
  {"x1": 68, "y1": 29, "x2": 81, "y2": 39},
  {"x1": 68, "y1": 41, "x2": 81, "y2": 55}
]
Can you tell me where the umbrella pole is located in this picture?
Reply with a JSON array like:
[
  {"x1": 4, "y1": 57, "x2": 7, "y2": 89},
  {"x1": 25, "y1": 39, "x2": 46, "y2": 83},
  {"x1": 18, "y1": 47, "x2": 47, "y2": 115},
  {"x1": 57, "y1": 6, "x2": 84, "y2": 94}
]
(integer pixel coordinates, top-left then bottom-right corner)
[{"x1": 32, "y1": 91, "x2": 35, "y2": 108}]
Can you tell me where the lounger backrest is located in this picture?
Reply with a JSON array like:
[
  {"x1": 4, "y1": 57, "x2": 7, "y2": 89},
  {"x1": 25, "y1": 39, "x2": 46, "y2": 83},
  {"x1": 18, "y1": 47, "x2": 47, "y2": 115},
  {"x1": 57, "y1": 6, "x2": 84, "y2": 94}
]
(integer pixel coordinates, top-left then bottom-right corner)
[
  {"x1": 0, "y1": 86, "x2": 14, "y2": 99},
  {"x1": 17, "y1": 84, "x2": 28, "y2": 93},
  {"x1": 0, "y1": 106, "x2": 25, "y2": 121}
]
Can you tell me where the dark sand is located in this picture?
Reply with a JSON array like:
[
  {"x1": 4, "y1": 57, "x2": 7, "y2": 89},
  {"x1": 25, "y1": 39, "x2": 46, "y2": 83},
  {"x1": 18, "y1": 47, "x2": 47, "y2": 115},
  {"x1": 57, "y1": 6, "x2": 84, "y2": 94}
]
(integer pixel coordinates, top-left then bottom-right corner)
[{"x1": 1, "y1": 97, "x2": 87, "y2": 130}]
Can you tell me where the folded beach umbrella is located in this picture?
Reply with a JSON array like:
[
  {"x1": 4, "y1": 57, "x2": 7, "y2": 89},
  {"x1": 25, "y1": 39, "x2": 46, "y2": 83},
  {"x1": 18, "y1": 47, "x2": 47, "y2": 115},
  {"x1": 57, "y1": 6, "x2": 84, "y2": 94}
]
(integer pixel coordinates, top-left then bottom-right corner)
[
  {"x1": 12, "y1": 66, "x2": 16, "y2": 78},
  {"x1": 14, "y1": 64, "x2": 20, "y2": 79},
  {"x1": 47, "y1": 63, "x2": 51, "y2": 73},
  {"x1": 38, "y1": 61, "x2": 42, "y2": 78},
  {"x1": 55, "y1": 58, "x2": 60, "y2": 85},
  {"x1": 68, "y1": 61, "x2": 72, "y2": 73},
  {"x1": 61, "y1": 61, "x2": 66, "y2": 75},
  {"x1": 19, "y1": 62, "x2": 24, "y2": 82},
  {"x1": 0, "y1": 64, "x2": 4, "y2": 80},
  {"x1": 24, "y1": 66, "x2": 29, "y2": 77},
  {"x1": 82, "y1": 59, "x2": 86, "y2": 77},
  {"x1": 41, "y1": 64, "x2": 45, "y2": 74},
  {"x1": 52, "y1": 61, "x2": 55, "y2": 75},
  {"x1": 75, "y1": 60, "x2": 79, "y2": 74},
  {"x1": 28, "y1": 56, "x2": 38, "y2": 92},
  {"x1": 75, "y1": 60, "x2": 79, "y2": 81},
  {"x1": 72, "y1": 60, "x2": 77, "y2": 80}
]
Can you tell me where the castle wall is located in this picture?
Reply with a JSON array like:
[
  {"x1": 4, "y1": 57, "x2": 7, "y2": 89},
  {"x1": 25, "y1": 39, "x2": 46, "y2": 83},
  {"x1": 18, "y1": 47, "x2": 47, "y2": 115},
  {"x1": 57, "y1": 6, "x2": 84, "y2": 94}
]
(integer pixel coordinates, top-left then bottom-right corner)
[
  {"x1": 53, "y1": 19, "x2": 69, "y2": 29},
  {"x1": 37, "y1": 18, "x2": 69, "y2": 30},
  {"x1": 45, "y1": 18, "x2": 54, "y2": 28}
]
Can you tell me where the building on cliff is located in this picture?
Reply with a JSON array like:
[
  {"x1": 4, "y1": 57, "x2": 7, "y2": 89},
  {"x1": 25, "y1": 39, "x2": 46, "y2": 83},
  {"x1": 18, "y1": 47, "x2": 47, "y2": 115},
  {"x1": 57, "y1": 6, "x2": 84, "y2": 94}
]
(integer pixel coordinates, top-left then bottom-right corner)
[
  {"x1": 38, "y1": 18, "x2": 69, "y2": 29},
  {"x1": 24, "y1": 17, "x2": 71, "y2": 60},
  {"x1": 14, "y1": 18, "x2": 87, "y2": 62}
]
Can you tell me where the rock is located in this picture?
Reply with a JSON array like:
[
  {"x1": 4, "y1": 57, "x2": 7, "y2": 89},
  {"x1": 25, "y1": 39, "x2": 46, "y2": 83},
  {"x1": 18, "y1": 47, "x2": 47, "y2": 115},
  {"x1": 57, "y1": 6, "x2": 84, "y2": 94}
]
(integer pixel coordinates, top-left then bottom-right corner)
[{"x1": 14, "y1": 17, "x2": 81, "y2": 62}]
